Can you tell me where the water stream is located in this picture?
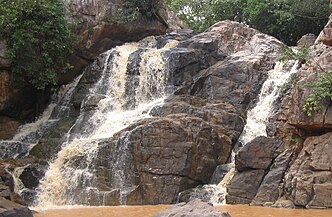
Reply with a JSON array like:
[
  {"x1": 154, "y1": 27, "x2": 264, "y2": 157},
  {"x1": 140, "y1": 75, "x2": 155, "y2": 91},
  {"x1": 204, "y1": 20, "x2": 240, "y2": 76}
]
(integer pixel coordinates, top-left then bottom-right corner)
[
  {"x1": 1, "y1": 34, "x2": 301, "y2": 211},
  {"x1": 206, "y1": 60, "x2": 299, "y2": 204},
  {"x1": 34, "y1": 39, "x2": 178, "y2": 207},
  {"x1": 0, "y1": 75, "x2": 82, "y2": 159}
]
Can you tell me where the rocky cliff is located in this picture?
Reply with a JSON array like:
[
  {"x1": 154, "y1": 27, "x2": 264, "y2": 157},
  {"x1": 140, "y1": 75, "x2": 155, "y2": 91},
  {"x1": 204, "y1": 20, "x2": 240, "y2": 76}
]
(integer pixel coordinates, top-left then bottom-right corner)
[
  {"x1": 0, "y1": 0, "x2": 180, "y2": 140},
  {"x1": 0, "y1": 20, "x2": 284, "y2": 206},
  {"x1": 227, "y1": 15, "x2": 332, "y2": 208},
  {"x1": 0, "y1": 10, "x2": 331, "y2": 209}
]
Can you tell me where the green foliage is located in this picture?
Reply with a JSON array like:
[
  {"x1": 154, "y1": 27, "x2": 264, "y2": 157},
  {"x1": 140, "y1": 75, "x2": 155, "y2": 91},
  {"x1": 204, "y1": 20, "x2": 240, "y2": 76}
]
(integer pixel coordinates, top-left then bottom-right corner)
[
  {"x1": 278, "y1": 46, "x2": 309, "y2": 64},
  {"x1": 0, "y1": 0, "x2": 74, "y2": 90},
  {"x1": 303, "y1": 71, "x2": 332, "y2": 117},
  {"x1": 165, "y1": 0, "x2": 330, "y2": 45},
  {"x1": 121, "y1": 0, "x2": 163, "y2": 22}
]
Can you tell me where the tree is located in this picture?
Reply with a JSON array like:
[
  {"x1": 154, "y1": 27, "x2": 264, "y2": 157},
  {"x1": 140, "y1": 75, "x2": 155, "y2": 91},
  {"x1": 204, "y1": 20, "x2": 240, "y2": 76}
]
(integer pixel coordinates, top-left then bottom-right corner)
[
  {"x1": 0, "y1": 0, "x2": 74, "y2": 90},
  {"x1": 166, "y1": 0, "x2": 330, "y2": 45}
]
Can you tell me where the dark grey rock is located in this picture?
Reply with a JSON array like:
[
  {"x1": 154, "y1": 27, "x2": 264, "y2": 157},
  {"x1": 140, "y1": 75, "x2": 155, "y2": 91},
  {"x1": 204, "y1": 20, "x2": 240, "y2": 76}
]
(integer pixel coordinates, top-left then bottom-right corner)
[
  {"x1": 251, "y1": 149, "x2": 293, "y2": 205},
  {"x1": 178, "y1": 185, "x2": 225, "y2": 204},
  {"x1": 236, "y1": 136, "x2": 282, "y2": 171},
  {"x1": 0, "y1": 197, "x2": 32, "y2": 217},
  {"x1": 210, "y1": 164, "x2": 234, "y2": 185},
  {"x1": 227, "y1": 170, "x2": 265, "y2": 204},
  {"x1": 152, "y1": 199, "x2": 231, "y2": 217}
]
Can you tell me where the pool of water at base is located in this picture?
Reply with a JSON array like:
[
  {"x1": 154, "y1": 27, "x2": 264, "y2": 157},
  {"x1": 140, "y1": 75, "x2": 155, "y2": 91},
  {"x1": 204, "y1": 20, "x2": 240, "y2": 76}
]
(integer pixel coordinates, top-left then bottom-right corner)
[{"x1": 33, "y1": 204, "x2": 332, "y2": 217}]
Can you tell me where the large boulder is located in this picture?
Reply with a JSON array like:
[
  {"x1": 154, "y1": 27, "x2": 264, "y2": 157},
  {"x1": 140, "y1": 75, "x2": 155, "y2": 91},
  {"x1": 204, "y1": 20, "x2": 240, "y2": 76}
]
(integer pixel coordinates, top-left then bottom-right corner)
[
  {"x1": 251, "y1": 149, "x2": 293, "y2": 206},
  {"x1": 0, "y1": 197, "x2": 33, "y2": 217},
  {"x1": 152, "y1": 199, "x2": 231, "y2": 217},
  {"x1": 236, "y1": 137, "x2": 282, "y2": 171},
  {"x1": 96, "y1": 114, "x2": 232, "y2": 205},
  {"x1": 226, "y1": 136, "x2": 286, "y2": 205},
  {"x1": 316, "y1": 14, "x2": 332, "y2": 46}
]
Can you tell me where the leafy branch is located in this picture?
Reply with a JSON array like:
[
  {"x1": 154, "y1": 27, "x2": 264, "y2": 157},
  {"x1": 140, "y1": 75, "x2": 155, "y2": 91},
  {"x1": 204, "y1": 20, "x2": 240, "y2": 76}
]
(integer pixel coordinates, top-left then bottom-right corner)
[{"x1": 302, "y1": 71, "x2": 332, "y2": 116}]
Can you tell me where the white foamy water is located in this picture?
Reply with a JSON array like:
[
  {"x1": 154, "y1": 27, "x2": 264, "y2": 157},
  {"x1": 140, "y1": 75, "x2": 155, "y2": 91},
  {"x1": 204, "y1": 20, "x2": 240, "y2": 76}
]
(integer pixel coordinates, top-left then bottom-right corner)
[
  {"x1": 207, "y1": 60, "x2": 299, "y2": 205},
  {"x1": 239, "y1": 61, "x2": 299, "y2": 145},
  {"x1": 35, "y1": 40, "x2": 178, "y2": 207}
]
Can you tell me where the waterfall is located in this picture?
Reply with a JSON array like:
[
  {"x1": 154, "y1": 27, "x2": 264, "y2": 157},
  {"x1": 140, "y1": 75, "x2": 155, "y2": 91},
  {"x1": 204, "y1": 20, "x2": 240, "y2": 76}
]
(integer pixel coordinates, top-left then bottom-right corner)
[
  {"x1": 0, "y1": 74, "x2": 82, "y2": 159},
  {"x1": 34, "y1": 39, "x2": 178, "y2": 207},
  {"x1": 206, "y1": 60, "x2": 299, "y2": 204},
  {"x1": 239, "y1": 61, "x2": 299, "y2": 145}
]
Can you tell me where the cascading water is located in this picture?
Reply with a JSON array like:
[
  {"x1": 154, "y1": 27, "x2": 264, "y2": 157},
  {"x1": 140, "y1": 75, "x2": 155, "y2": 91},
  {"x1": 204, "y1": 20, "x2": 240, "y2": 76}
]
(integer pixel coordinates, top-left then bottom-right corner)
[
  {"x1": 0, "y1": 74, "x2": 82, "y2": 160},
  {"x1": 34, "y1": 39, "x2": 178, "y2": 207},
  {"x1": 206, "y1": 60, "x2": 299, "y2": 204},
  {"x1": 238, "y1": 61, "x2": 299, "y2": 145}
]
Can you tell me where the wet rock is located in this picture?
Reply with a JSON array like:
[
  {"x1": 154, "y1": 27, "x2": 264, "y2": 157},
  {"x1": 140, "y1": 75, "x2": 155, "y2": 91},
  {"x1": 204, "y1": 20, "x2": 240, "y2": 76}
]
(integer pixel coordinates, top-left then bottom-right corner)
[
  {"x1": 0, "y1": 185, "x2": 10, "y2": 201},
  {"x1": 0, "y1": 197, "x2": 33, "y2": 217},
  {"x1": 97, "y1": 114, "x2": 232, "y2": 205},
  {"x1": 29, "y1": 117, "x2": 76, "y2": 161},
  {"x1": 210, "y1": 164, "x2": 234, "y2": 185},
  {"x1": 0, "y1": 117, "x2": 21, "y2": 141},
  {"x1": 251, "y1": 149, "x2": 293, "y2": 205},
  {"x1": 0, "y1": 142, "x2": 30, "y2": 160},
  {"x1": 226, "y1": 170, "x2": 265, "y2": 204},
  {"x1": 178, "y1": 185, "x2": 224, "y2": 204},
  {"x1": 236, "y1": 137, "x2": 282, "y2": 171},
  {"x1": 152, "y1": 199, "x2": 231, "y2": 217},
  {"x1": 272, "y1": 199, "x2": 295, "y2": 209}
]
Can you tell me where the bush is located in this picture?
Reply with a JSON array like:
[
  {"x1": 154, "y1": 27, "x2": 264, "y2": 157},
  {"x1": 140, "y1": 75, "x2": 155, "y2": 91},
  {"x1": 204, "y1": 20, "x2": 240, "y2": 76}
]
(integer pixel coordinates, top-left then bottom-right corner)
[
  {"x1": 121, "y1": 0, "x2": 163, "y2": 22},
  {"x1": 166, "y1": 0, "x2": 330, "y2": 45},
  {"x1": 0, "y1": 0, "x2": 74, "y2": 90},
  {"x1": 303, "y1": 71, "x2": 332, "y2": 117},
  {"x1": 278, "y1": 46, "x2": 309, "y2": 64}
]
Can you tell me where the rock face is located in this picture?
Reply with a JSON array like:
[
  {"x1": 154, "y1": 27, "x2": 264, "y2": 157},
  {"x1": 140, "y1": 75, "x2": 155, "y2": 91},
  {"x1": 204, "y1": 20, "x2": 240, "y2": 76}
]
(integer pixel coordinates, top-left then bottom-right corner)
[
  {"x1": 97, "y1": 114, "x2": 232, "y2": 204},
  {"x1": 2, "y1": 20, "x2": 283, "y2": 206},
  {"x1": 59, "y1": 0, "x2": 182, "y2": 83},
  {"x1": 297, "y1": 34, "x2": 316, "y2": 48},
  {"x1": 152, "y1": 199, "x2": 231, "y2": 217},
  {"x1": 283, "y1": 132, "x2": 332, "y2": 208},
  {"x1": 91, "y1": 21, "x2": 283, "y2": 205},
  {"x1": 316, "y1": 14, "x2": 332, "y2": 46},
  {"x1": 227, "y1": 15, "x2": 332, "y2": 208},
  {"x1": 0, "y1": 0, "x2": 179, "y2": 140},
  {"x1": 0, "y1": 197, "x2": 33, "y2": 217},
  {"x1": 278, "y1": 47, "x2": 332, "y2": 130}
]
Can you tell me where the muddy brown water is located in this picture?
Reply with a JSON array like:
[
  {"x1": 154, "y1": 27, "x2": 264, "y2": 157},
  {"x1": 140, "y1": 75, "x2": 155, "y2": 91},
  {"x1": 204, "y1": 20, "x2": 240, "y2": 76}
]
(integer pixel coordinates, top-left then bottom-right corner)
[{"x1": 33, "y1": 205, "x2": 332, "y2": 217}]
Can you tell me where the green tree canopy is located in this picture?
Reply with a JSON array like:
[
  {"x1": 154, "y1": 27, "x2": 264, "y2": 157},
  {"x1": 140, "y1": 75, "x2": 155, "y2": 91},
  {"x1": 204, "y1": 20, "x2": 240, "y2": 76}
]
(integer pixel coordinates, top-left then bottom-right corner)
[
  {"x1": 166, "y1": 0, "x2": 330, "y2": 45},
  {"x1": 0, "y1": 0, "x2": 74, "y2": 90}
]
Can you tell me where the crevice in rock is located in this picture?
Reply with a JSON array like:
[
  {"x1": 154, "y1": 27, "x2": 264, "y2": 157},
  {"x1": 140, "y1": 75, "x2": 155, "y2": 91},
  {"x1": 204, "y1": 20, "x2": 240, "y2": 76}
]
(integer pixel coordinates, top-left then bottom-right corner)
[{"x1": 141, "y1": 171, "x2": 204, "y2": 185}]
